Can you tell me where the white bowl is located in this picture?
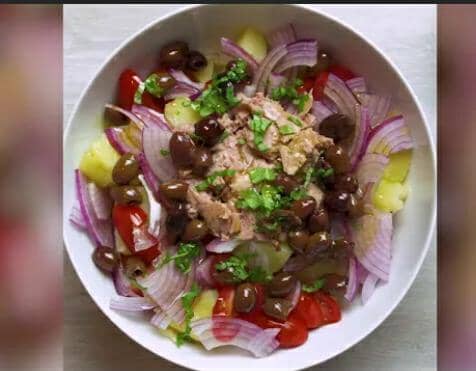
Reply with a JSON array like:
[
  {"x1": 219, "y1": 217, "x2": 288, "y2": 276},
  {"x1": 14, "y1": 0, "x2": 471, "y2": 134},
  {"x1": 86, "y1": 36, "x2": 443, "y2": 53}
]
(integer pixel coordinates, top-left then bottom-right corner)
[{"x1": 63, "y1": 4, "x2": 436, "y2": 370}]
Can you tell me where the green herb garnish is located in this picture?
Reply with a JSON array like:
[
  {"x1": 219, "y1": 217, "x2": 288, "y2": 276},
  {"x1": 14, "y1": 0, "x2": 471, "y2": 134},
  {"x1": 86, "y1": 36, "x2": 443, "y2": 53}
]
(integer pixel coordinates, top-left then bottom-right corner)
[
  {"x1": 236, "y1": 184, "x2": 283, "y2": 216},
  {"x1": 302, "y1": 278, "x2": 326, "y2": 293},
  {"x1": 195, "y1": 169, "x2": 237, "y2": 192},
  {"x1": 315, "y1": 167, "x2": 334, "y2": 179},
  {"x1": 134, "y1": 82, "x2": 146, "y2": 104},
  {"x1": 288, "y1": 115, "x2": 303, "y2": 127},
  {"x1": 271, "y1": 78, "x2": 309, "y2": 113},
  {"x1": 191, "y1": 59, "x2": 248, "y2": 117},
  {"x1": 160, "y1": 149, "x2": 170, "y2": 157},
  {"x1": 176, "y1": 283, "x2": 201, "y2": 346},
  {"x1": 215, "y1": 254, "x2": 271, "y2": 284},
  {"x1": 249, "y1": 114, "x2": 272, "y2": 152},
  {"x1": 237, "y1": 138, "x2": 246, "y2": 145},
  {"x1": 279, "y1": 124, "x2": 296, "y2": 135},
  {"x1": 248, "y1": 167, "x2": 277, "y2": 184},
  {"x1": 159, "y1": 242, "x2": 200, "y2": 274},
  {"x1": 134, "y1": 73, "x2": 167, "y2": 104}
]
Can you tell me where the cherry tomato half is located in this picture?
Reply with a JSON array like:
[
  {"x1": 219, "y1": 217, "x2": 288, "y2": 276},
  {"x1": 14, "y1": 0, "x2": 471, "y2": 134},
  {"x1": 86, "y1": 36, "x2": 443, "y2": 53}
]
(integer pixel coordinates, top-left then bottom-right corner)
[
  {"x1": 112, "y1": 204, "x2": 160, "y2": 265},
  {"x1": 328, "y1": 65, "x2": 356, "y2": 81},
  {"x1": 293, "y1": 293, "x2": 324, "y2": 329},
  {"x1": 118, "y1": 69, "x2": 165, "y2": 112},
  {"x1": 213, "y1": 286, "x2": 235, "y2": 317},
  {"x1": 297, "y1": 77, "x2": 315, "y2": 94},
  {"x1": 314, "y1": 291, "x2": 342, "y2": 324},
  {"x1": 313, "y1": 71, "x2": 329, "y2": 101}
]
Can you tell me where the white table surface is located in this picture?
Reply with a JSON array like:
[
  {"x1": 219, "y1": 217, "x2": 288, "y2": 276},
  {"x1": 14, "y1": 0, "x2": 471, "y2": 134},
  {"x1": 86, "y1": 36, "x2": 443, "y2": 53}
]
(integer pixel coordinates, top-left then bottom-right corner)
[{"x1": 64, "y1": 4, "x2": 436, "y2": 371}]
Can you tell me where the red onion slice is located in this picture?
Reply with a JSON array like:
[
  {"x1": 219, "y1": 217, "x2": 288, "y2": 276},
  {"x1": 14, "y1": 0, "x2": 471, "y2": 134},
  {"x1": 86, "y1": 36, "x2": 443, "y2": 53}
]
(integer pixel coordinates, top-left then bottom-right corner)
[
  {"x1": 266, "y1": 72, "x2": 286, "y2": 96},
  {"x1": 105, "y1": 126, "x2": 140, "y2": 155},
  {"x1": 191, "y1": 317, "x2": 280, "y2": 358},
  {"x1": 110, "y1": 296, "x2": 155, "y2": 312},
  {"x1": 206, "y1": 238, "x2": 242, "y2": 253},
  {"x1": 138, "y1": 174, "x2": 162, "y2": 237},
  {"x1": 141, "y1": 118, "x2": 176, "y2": 183},
  {"x1": 355, "y1": 153, "x2": 389, "y2": 187},
  {"x1": 164, "y1": 82, "x2": 201, "y2": 101},
  {"x1": 220, "y1": 37, "x2": 259, "y2": 72},
  {"x1": 251, "y1": 44, "x2": 288, "y2": 95},
  {"x1": 104, "y1": 104, "x2": 144, "y2": 128},
  {"x1": 351, "y1": 212, "x2": 393, "y2": 282},
  {"x1": 268, "y1": 23, "x2": 297, "y2": 48},
  {"x1": 324, "y1": 73, "x2": 359, "y2": 119},
  {"x1": 169, "y1": 69, "x2": 205, "y2": 91},
  {"x1": 131, "y1": 104, "x2": 168, "y2": 130},
  {"x1": 69, "y1": 202, "x2": 86, "y2": 230},
  {"x1": 346, "y1": 76, "x2": 367, "y2": 95},
  {"x1": 150, "y1": 308, "x2": 172, "y2": 329},
  {"x1": 112, "y1": 263, "x2": 139, "y2": 297},
  {"x1": 195, "y1": 256, "x2": 215, "y2": 288},
  {"x1": 87, "y1": 182, "x2": 112, "y2": 221},
  {"x1": 286, "y1": 280, "x2": 301, "y2": 310},
  {"x1": 344, "y1": 257, "x2": 358, "y2": 302},
  {"x1": 312, "y1": 101, "x2": 334, "y2": 125},
  {"x1": 274, "y1": 39, "x2": 318, "y2": 74},
  {"x1": 365, "y1": 115, "x2": 413, "y2": 156},
  {"x1": 349, "y1": 105, "x2": 371, "y2": 170},
  {"x1": 75, "y1": 170, "x2": 113, "y2": 248},
  {"x1": 361, "y1": 273, "x2": 379, "y2": 304},
  {"x1": 137, "y1": 153, "x2": 161, "y2": 196},
  {"x1": 133, "y1": 225, "x2": 158, "y2": 252},
  {"x1": 358, "y1": 93, "x2": 391, "y2": 128}
]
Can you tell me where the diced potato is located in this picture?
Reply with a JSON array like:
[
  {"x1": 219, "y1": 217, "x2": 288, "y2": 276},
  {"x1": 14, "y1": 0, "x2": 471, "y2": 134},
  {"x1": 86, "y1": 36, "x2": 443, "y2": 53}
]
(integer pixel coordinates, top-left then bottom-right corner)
[
  {"x1": 192, "y1": 289, "x2": 218, "y2": 321},
  {"x1": 373, "y1": 179, "x2": 409, "y2": 213},
  {"x1": 157, "y1": 327, "x2": 178, "y2": 342},
  {"x1": 191, "y1": 58, "x2": 214, "y2": 83},
  {"x1": 383, "y1": 150, "x2": 412, "y2": 183},
  {"x1": 79, "y1": 133, "x2": 120, "y2": 187},
  {"x1": 295, "y1": 258, "x2": 347, "y2": 285},
  {"x1": 235, "y1": 241, "x2": 293, "y2": 274},
  {"x1": 237, "y1": 27, "x2": 268, "y2": 62},
  {"x1": 164, "y1": 96, "x2": 201, "y2": 131}
]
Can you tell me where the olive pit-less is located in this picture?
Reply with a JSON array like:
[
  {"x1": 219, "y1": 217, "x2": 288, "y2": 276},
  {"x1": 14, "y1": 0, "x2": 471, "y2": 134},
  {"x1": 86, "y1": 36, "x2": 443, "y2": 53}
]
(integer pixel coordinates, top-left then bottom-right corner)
[{"x1": 112, "y1": 153, "x2": 140, "y2": 185}]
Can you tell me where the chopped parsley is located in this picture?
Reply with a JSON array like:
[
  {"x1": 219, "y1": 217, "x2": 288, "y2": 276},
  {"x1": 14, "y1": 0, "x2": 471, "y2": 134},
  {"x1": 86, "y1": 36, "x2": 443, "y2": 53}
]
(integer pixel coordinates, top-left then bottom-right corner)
[
  {"x1": 134, "y1": 73, "x2": 166, "y2": 104},
  {"x1": 278, "y1": 124, "x2": 296, "y2": 135},
  {"x1": 236, "y1": 184, "x2": 283, "y2": 216},
  {"x1": 288, "y1": 115, "x2": 303, "y2": 127},
  {"x1": 195, "y1": 169, "x2": 237, "y2": 192},
  {"x1": 215, "y1": 254, "x2": 271, "y2": 284},
  {"x1": 315, "y1": 167, "x2": 334, "y2": 179},
  {"x1": 237, "y1": 138, "x2": 246, "y2": 145},
  {"x1": 191, "y1": 59, "x2": 249, "y2": 117},
  {"x1": 249, "y1": 114, "x2": 272, "y2": 152},
  {"x1": 302, "y1": 278, "x2": 326, "y2": 293},
  {"x1": 248, "y1": 167, "x2": 277, "y2": 184},
  {"x1": 158, "y1": 242, "x2": 200, "y2": 274},
  {"x1": 160, "y1": 149, "x2": 170, "y2": 157},
  {"x1": 270, "y1": 78, "x2": 310, "y2": 113},
  {"x1": 176, "y1": 283, "x2": 201, "y2": 346}
]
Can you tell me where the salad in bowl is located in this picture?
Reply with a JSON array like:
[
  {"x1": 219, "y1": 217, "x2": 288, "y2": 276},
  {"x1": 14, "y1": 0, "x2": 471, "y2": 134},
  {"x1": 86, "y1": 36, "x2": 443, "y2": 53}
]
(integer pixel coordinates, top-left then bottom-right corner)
[{"x1": 69, "y1": 23, "x2": 413, "y2": 358}]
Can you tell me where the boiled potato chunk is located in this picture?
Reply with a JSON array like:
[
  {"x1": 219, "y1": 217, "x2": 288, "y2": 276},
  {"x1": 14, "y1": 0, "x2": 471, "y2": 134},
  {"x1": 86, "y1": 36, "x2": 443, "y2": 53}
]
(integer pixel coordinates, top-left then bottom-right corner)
[
  {"x1": 383, "y1": 150, "x2": 412, "y2": 182},
  {"x1": 164, "y1": 96, "x2": 201, "y2": 131},
  {"x1": 191, "y1": 58, "x2": 214, "y2": 83},
  {"x1": 79, "y1": 133, "x2": 120, "y2": 187},
  {"x1": 373, "y1": 179, "x2": 409, "y2": 213},
  {"x1": 157, "y1": 327, "x2": 178, "y2": 342},
  {"x1": 237, "y1": 27, "x2": 268, "y2": 62},
  {"x1": 235, "y1": 241, "x2": 293, "y2": 274}
]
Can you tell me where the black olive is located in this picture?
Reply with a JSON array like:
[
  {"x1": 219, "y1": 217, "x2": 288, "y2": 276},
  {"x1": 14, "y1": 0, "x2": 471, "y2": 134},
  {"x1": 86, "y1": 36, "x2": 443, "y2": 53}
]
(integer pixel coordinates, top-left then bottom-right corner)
[
  {"x1": 104, "y1": 106, "x2": 129, "y2": 126},
  {"x1": 268, "y1": 272, "x2": 297, "y2": 298},
  {"x1": 169, "y1": 132, "x2": 196, "y2": 167},
  {"x1": 192, "y1": 148, "x2": 213, "y2": 176},
  {"x1": 290, "y1": 196, "x2": 316, "y2": 220},
  {"x1": 334, "y1": 174, "x2": 359, "y2": 193},
  {"x1": 315, "y1": 51, "x2": 331, "y2": 74},
  {"x1": 273, "y1": 173, "x2": 299, "y2": 195},
  {"x1": 234, "y1": 283, "x2": 257, "y2": 313},
  {"x1": 195, "y1": 117, "x2": 224, "y2": 147},
  {"x1": 187, "y1": 50, "x2": 208, "y2": 71},
  {"x1": 308, "y1": 209, "x2": 330, "y2": 233},
  {"x1": 318, "y1": 113, "x2": 355, "y2": 142},
  {"x1": 347, "y1": 193, "x2": 365, "y2": 218},
  {"x1": 325, "y1": 190, "x2": 350, "y2": 213},
  {"x1": 263, "y1": 298, "x2": 293, "y2": 321},
  {"x1": 92, "y1": 246, "x2": 116, "y2": 273},
  {"x1": 160, "y1": 41, "x2": 189, "y2": 69},
  {"x1": 110, "y1": 185, "x2": 142, "y2": 205},
  {"x1": 307, "y1": 231, "x2": 331, "y2": 253},
  {"x1": 159, "y1": 180, "x2": 189, "y2": 201},
  {"x1": 330, "y1": 238, "x2": 353, "y2": 259},
  {"x1": 324, "y1": 145, "x2": 351, "y2": 174},
  {"x1": 112, "y1": 153, "x2": 140, "y2": 185},
  {"x1": 182, "y1": 219, "x2": 208, "y2": 241},
  {"x1": 124, "y1": 256, "x2": 147, "y2": 279},
  {"x1": 155, "y1": 71, "x2": 176, "y2": 91},
  {"x1": 322, "y1": 273, "x2": 347, "y2": 292},
  {"x1": 270, "y1": 210, "x2": 302, "y2": 231},
  {"x1": 288, "y1": 230, "x2": 310, "y2": 252}
]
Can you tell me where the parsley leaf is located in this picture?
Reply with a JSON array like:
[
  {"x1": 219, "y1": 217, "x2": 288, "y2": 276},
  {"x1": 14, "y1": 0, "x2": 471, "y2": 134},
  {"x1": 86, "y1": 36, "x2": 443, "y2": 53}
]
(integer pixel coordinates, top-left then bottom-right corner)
[
  {"x1": 249, "y1": 114, "x2": 272, "y2": 152},
  {"x1": 176, "y1": 283, "x2": 201, "y2": 346},
  {"x1": 270, "y1": 79, "x2": 310, "y2": 113},
  {"x1": 191, "y1": 59, "x2": 248, "y2": 117},
  {"x1": 159, "y1": 242, "x2": 200, "y2": 274},
  {"x1": 134, "y1": 73, "x2": 167, "y2": 104},
  {"x1": 248, "y1": 266, "x2": 272, "y2": 283},
  {"x1": 278, "y1": 124, "x2": 296, "y2": 135},
  {"x1": 236, "y1": 184, "x2": 283, "y2": 216},
  {"x1": 288, "y1": 115, "x2": 303, "y2": 127},
  {"x1": 160, "y1": 149, "x2": 170, "y2": 157},
  {"x1": 249, "y1": 167, "x2": 277, "y2": 184},
  {"x1": 215, "y1": 254, "x2": 270, "y2": 284},
  {"x1": 315, "y1": 167, "x2": 334, "y2": 179},
  {"x1": 195, "y1": 169, "x2": 236, "y2": 192},
  {"x1": 302, "y1": 278, "x2": 326, "y2": 293}
]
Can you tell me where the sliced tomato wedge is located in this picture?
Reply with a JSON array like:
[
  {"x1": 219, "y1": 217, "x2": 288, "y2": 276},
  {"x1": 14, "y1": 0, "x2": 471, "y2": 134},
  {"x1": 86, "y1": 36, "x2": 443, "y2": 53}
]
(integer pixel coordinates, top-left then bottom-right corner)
[
  {"x1": 328, "y1": 65, "x2": 356, "y2": 81},
  {"x1": 293, "y1": 293, "x2": 325, "y2": 329},
  {"x1": 314, "y1": 291, "x2": 342, "y2": 324},
  {"x1": 213, "y1": 286, "x2": 235, "y2": 317},
  {"x1": 297, "y1": 77, "x2": 315, "y2": 94},
  {"x1": 313, "y1": 71, "x2": 329, "y2": 101},
  {"x1": 118, "y1": 68, "x2": 165, "y2": 112}
]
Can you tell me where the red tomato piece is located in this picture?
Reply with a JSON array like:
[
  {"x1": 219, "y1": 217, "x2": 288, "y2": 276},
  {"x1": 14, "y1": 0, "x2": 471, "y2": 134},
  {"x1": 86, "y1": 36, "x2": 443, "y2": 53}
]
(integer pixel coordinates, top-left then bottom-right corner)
[
  {"x1": 328, "y1": 65, "x2": 356, "y2": 81},
  {"x1": 297, "y1": 77, "x2": 315, "y2": 94},
  {"x1": 293, "y1": 293, "x2": 325, "y2": 329},
  {"x1": 209, "y1": 253, "x2": 233, "y2": 288},
  {"x1": 313, "y1": 71, "x2": 329, "y2": 101},
  {"x1": 314, "y1": 291, "x2": 342, "y2": 324},
  {"x1": 213, "y1": 286, "x2": 235, "y2": 317},
  {"x1": 141, "y1": 92, "x2": 165, "y2": 113},
  {"x1": 118, "y1": 69, "x2": 141, "y2": 110}
]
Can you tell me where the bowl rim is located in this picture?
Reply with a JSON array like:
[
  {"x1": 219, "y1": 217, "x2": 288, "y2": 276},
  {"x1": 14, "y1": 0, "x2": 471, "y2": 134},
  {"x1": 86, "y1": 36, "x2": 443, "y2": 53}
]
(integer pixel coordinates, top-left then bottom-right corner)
[{"x1": 63, "y1": 4, "x2": 436, "y2": 370}]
